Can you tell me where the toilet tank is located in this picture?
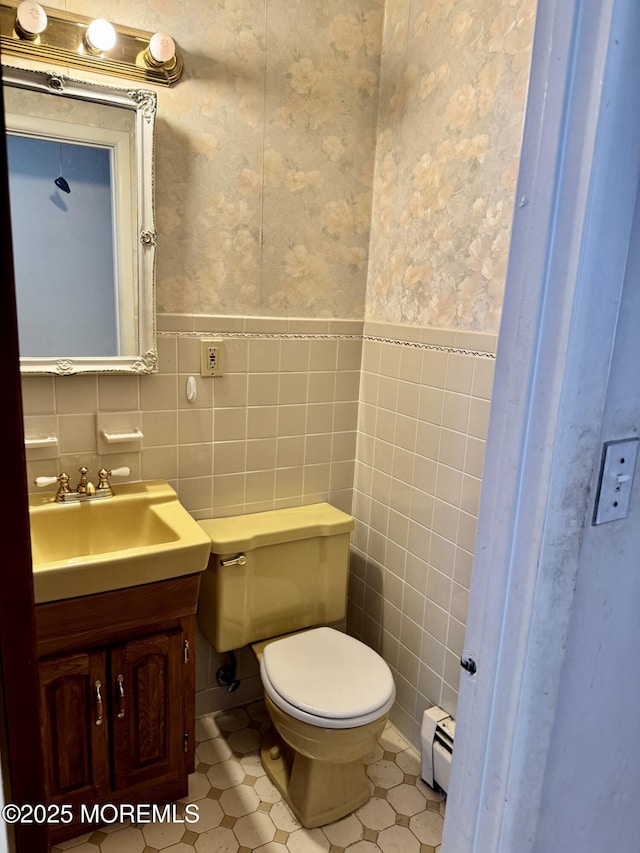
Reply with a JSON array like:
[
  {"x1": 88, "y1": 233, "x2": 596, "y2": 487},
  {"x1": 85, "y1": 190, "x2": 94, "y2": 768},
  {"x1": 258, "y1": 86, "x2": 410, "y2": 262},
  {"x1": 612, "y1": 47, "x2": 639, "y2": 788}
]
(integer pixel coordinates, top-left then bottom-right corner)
[{"x1": 197, "y1": 503, "x2": 354, "y2": 652}]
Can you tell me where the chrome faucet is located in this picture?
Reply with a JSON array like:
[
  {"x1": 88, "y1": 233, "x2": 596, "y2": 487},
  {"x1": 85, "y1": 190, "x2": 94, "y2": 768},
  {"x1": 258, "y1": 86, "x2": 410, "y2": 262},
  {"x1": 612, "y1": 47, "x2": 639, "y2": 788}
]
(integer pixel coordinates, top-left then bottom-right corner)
[{"x1": 35, "y1": 466, "x2": 131, "y2": 502}]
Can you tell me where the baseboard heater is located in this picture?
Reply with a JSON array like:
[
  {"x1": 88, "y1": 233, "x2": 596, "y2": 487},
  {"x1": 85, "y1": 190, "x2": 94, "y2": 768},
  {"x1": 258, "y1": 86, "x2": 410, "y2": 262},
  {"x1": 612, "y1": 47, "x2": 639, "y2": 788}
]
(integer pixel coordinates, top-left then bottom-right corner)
[{"x1": 421, "y1": 706, "x2": 455, "y2": 794}]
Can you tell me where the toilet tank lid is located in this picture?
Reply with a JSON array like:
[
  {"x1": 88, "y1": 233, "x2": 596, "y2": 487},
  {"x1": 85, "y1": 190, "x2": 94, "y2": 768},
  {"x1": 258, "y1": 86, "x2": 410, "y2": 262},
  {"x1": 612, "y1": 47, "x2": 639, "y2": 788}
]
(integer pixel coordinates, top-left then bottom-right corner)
[{"x1": 198, "y1": 502, "x2": 354, "y2": 553}]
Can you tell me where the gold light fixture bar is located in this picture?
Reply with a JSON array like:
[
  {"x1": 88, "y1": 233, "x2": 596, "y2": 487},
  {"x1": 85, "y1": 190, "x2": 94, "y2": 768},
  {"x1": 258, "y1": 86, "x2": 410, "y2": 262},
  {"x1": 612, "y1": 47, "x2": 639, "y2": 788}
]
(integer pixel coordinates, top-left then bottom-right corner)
[{"x1": 0, "y1": 0, "x2": 183, "y2": 86}]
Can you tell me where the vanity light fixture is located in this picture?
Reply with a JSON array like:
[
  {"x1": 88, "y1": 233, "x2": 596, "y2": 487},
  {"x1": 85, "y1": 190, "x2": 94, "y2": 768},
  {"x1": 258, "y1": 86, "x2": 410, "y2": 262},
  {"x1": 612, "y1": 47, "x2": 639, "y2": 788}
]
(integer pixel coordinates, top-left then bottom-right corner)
[
  {"x1": 84, "y1": 18, "x2": 117, "y2": 55},
  {"x1": 0, "y1": 0, "x2": 183, "y2": 85},
  {"x1": 136, "y1": 31, "x2": 180, "y2": 75},
  {"x1": 14, "y1": 0, "x2": 47, "y2": 40},
  {"x1": 145, "y1": 33, "x2": 176, "y2": 66}
]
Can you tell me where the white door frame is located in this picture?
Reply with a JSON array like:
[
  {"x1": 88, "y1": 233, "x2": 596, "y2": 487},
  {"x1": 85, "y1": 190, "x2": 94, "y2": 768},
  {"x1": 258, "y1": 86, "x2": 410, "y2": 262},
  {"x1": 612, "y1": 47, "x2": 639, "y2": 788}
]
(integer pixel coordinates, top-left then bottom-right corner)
[{"x1": 443, "y1": 0, "x2": 640, "y2": 849}]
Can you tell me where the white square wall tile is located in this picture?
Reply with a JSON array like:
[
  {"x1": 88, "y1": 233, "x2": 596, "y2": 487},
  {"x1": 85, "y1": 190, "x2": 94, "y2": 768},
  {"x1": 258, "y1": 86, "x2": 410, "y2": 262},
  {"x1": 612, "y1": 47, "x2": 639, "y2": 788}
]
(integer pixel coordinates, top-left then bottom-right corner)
[
  {"x1": 176, "y1": 476, "x2": 213, "y2": 514},
  {"x1": 447, "y1": 613, "x2": 467, "y2": 656},
  {"x1": 279, "y1": 338, "x2": 310, "y2": 371},
  {"x1": 426, "y1": 567, "x2": 452, "y2": 611},
  {"x1": 178, "y1": 443, "x2": 213, "y2": 478},
  {"x1": 213, "y1": 373, "x2": 248, "y2": 409},
  {"x1": 379, "y1": 342, "x2": 402, "y2": 378},
  {"x1": 247, "y1": 372, "x2": 279, "y2": 406},
  {"x1": 279, "y1": 372, "x2": 308, "y2": 404},
  {"x1": 424, "y1": 599, "x2": 449, "y2": 644},
  {"x1": 429, "y1": 533, "x2": 456, "y2": 578},
  {"x1": 21, "y1": 376, "x2": 55, "y2": 414},
  {"x1": 337, "y1": 338, "x2": 363, "y2": 370},
  {"x1": 472, "y1": 356, "x2": 496, "y2": 399},
  {"x1": 397, "y1": 380, "x2": 421, "y2": 417},
  {"x1": 398, "y1": 347, "x2": 424, "y2": 383},
  {"x1": 445, "y1": 352, "x2": 474, "y2": 394},
  {"x1": 468, "y1": 396, "x2": 491, "y2": 439},
  {"x1": 442, "y1": 391, "x2": 471, "y2": 432},
  {"x1": 309, "y1": 338, "x2": 338, "y2": 371},
  {"x1": 248, "y1": 338, "x2": 281, "y2": 372},
  {"x1": 402, "y1": 586, "x2": 425, "y2": 626},
  {"x1": 140, "y1": 374, "x2": 178, "y2": 411}
]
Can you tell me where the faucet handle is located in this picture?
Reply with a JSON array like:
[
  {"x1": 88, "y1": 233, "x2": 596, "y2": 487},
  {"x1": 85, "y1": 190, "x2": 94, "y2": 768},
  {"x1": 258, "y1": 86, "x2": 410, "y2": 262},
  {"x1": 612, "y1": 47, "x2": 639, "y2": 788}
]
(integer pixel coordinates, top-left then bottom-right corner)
[
  {"x1": 34, "y1": 474, "x2": 64, "y2": 489},
  {"x1": 35, "y1": 471, "x2": 72, "y2": 490},
  {"x1": 97, "y1": 466, "x2": 131, "y2": 491},
  {"x1": 34, "y1": 472, "x2": 72, "y2": 501},
  {"x1": 109, "y1": 466, "x2": 131, "y2": 478}
]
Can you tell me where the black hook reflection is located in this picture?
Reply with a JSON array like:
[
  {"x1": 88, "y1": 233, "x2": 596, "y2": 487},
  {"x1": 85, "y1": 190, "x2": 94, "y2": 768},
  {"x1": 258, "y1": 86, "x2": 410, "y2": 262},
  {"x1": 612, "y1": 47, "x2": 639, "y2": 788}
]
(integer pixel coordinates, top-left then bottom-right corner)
[{"x1": 50, "y1": 192, "x2": 68, "y2": 212}]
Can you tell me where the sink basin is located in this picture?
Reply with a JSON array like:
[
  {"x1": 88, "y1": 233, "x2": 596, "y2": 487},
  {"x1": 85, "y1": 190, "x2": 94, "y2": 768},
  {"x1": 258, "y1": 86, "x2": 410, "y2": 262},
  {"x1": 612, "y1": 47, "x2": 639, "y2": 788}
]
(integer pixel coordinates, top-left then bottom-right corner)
[{"x1": 29, "y1": 480, "x2": 211, "y2": 604}]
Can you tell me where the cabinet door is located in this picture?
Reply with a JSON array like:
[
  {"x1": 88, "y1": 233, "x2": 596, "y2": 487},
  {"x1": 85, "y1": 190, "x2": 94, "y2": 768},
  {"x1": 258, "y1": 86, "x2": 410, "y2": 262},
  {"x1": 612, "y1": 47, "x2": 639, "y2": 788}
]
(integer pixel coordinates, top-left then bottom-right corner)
[
  {"x1": 39, "y1": 651, "x2": 109, "y2": 804},
  {"x1": 110, "y1": 631, "x2": 184, "y2": 790}
]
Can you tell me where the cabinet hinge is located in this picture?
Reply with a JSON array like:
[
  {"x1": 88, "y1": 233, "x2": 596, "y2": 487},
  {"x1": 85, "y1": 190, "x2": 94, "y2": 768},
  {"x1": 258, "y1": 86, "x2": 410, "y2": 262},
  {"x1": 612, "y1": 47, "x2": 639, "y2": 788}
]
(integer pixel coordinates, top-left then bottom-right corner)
[
  {"x1": 183, "y1": 640, "x2": 190, "y2": 664},
  {"x1": 183, "y1": 731, "x2": 189, "y2": 753}
]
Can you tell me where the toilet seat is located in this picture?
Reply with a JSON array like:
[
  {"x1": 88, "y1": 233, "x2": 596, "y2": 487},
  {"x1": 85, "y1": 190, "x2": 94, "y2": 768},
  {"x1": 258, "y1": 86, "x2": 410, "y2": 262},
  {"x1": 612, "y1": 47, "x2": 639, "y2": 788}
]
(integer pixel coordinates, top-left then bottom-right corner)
[{"x1": 260, "y1": 627, "x2": 395, "y2": 729}]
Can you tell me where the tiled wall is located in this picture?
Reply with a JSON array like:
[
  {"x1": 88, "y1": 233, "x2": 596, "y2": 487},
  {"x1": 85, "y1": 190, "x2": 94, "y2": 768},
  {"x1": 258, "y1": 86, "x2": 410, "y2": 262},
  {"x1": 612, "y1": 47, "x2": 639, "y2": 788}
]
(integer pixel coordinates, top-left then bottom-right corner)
[
  {"x1": 21, "y1": 315, "x2": 494, "y2": 741},
  {"x1": 348, "y1": 322, "x2": 496, "y2": 746},
  {"x1": 23, "y1": 315, "x2": 363, "y2": 518},
  {"x1": 22, "y1": 314, "x2": 363, "y2": 717},
  {"x1": 347, "y1": 0, "x2": 531, "y2": 748}
]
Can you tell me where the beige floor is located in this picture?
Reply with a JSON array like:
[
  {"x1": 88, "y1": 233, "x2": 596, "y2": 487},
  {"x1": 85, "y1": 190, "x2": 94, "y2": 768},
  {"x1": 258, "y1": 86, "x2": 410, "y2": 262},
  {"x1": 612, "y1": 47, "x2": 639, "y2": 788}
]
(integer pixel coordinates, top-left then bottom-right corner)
[{"x1": 52, "y1": 700, "x2": 445, "y2": 853}]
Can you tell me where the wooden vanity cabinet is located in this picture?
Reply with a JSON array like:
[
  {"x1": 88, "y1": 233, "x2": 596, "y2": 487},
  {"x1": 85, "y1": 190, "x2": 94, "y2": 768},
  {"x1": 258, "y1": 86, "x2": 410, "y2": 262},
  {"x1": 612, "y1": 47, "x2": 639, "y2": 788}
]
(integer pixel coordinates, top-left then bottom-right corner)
[
  {"x1": 110, "y1": 630, "x2": 186, "y2": 792},
  {"x1": 38, "y1": 650, "x2": 110, "y2": 810},
  {"x1": 35, "y1": 574, "x2": 201, "y2": 844}
]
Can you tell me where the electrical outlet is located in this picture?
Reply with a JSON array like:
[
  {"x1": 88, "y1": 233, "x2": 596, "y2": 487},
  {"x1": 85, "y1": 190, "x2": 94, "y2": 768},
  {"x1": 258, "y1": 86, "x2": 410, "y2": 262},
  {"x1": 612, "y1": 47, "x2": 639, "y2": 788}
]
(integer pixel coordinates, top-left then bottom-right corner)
[{"x1": 200, "y1": 339, "x2": 224, "y2": 377}]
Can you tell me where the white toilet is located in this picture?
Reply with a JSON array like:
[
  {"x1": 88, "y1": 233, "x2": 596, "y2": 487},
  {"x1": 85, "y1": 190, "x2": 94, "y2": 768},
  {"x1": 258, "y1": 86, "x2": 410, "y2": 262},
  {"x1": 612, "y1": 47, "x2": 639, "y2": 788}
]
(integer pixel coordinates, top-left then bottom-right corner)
[{"x1": 197, "y1": 503, "x2": 395, "y2": 827}]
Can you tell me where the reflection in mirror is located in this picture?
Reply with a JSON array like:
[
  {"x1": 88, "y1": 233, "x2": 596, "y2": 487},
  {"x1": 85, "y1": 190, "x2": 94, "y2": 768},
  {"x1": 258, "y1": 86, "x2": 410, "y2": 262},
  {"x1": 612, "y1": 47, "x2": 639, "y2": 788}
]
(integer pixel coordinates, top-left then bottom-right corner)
[{"x1": 2, "y1": 66, "x2": 158, "y2": 375}]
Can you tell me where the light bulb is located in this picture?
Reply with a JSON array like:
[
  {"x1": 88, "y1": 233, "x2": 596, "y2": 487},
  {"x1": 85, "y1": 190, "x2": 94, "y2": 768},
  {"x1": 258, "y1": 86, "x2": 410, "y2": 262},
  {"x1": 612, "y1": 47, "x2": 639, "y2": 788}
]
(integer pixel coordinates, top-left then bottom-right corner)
[
  {"x1": 85, "y1": 18, "x2": 117, "y2": 53},
  {"x1": 15, "y1": 1, "x2": 48, "y2": 39},
  {"x1": 148, "y1": 33, "x2": 176, "y2": 64}
]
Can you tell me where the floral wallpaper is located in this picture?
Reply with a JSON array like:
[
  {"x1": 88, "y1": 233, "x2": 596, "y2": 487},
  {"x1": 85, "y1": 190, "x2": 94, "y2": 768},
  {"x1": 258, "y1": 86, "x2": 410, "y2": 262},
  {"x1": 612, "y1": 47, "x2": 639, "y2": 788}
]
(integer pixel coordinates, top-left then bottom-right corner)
[
  {"x1": 366, "y1": 0, "x2": 536, "y2": 331},
  {"x1": 58, "y1": 0, "x2": 534, "y2": 331},
  {"x1": 66, "y1": 0, "x2": 383, "y2": 320}
]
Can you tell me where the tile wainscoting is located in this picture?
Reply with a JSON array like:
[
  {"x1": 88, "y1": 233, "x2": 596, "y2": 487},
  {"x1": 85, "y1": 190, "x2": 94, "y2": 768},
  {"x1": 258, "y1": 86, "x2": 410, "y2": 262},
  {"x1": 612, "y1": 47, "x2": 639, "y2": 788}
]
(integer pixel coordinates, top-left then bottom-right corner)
[
  {"x1": 21, "y1": 315, "x2": 496, "y2": 748},
  {"x1": 349, "y1": 322, "x2": 496, "y2": 746}
]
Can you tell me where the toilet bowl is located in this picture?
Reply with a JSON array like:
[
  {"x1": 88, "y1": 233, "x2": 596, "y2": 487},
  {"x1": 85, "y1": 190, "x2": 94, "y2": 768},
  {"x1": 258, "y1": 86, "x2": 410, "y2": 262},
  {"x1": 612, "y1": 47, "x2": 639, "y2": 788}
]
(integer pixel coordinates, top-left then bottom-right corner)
[
  {"x1": 196, "y1": 503, "x2": 396, "y2": 827},
  {"x1": 255, "y1": 626, "x2": 395, "y2": 827}
]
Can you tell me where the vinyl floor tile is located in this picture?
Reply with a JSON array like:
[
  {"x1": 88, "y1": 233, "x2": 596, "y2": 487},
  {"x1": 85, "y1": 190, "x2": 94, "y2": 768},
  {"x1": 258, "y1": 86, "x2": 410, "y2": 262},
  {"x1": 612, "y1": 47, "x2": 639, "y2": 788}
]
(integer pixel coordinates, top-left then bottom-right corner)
[{"x1": 52, "y1": 701, "x2": 445, "y2": 853}]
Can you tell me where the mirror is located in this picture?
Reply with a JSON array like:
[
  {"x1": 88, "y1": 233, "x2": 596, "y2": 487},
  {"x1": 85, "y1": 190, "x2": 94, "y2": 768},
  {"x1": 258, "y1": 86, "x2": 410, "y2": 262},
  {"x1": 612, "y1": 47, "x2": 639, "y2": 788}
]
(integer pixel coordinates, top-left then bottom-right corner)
[{"x1": 2, "y1": 66, "x2": 158, "y2": 375}]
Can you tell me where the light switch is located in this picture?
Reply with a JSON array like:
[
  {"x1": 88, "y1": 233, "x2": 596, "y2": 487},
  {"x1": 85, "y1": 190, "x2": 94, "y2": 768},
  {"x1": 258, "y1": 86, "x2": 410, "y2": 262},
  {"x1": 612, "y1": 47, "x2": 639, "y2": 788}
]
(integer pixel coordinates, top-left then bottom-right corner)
[{"x1": 592, "y1": 437, "x2": 639, "y2": 524}]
